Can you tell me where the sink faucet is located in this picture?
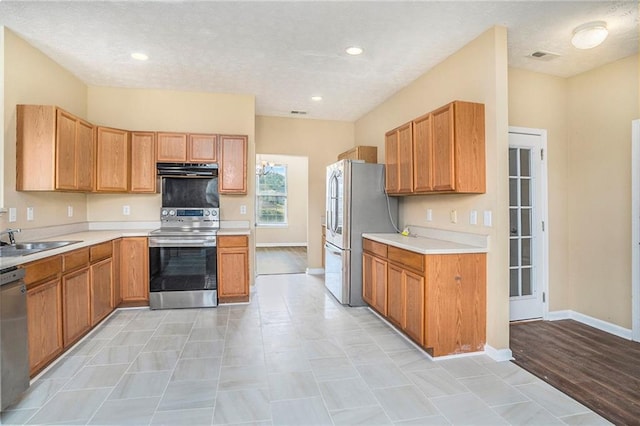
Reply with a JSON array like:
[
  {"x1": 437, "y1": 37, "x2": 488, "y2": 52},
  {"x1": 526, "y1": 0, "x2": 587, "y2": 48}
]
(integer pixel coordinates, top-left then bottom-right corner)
[{"x1": 1, "y1": 228, "x2": 21, "y2": 245}]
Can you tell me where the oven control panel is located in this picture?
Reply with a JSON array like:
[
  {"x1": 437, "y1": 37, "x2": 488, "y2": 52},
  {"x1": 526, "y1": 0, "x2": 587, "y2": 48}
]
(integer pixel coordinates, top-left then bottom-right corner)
[{"x1": 160, "y1": 208, "x2": 219, "y2": 227}]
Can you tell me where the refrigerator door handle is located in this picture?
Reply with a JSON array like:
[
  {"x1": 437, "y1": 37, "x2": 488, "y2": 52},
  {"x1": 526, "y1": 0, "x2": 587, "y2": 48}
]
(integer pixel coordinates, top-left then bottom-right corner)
[{"x1": 325, "y1": 242, "x2": 341, "y2": 255}]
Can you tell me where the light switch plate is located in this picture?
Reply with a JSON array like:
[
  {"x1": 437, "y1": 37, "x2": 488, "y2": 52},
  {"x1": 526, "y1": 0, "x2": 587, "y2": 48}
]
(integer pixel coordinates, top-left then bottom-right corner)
[
  {"x1": 483, "y1": 210, "x2": 492, "y2": 227},
  {"x1": 450, "y1": 209, "x2": 457, "y2": 223},
  {"x1": 426, "y1": 209, "x2": 433, "y2": 222},
  {"x1": 469, "y1": 210, "x2": 478, "y2": 225},
  {"x1": 68, "y1": 206, "x2": 74, "y2": 217},
  {"x1": 27, "y1": 207, "x2": 34, "y2": 221},
  {"x1": 240, "y1": 205, "x2": 247, "y2": 215},
  {"x1": 9, "y1": 208, "x2": 16, "y2": 222},
  {"x1": 122, "y1": 205, "x2": 131, "y2": 216}
]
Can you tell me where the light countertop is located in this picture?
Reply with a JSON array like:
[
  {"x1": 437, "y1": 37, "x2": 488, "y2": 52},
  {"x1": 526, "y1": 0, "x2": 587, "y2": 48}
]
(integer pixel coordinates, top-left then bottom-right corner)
[{"x1": 363, "y1": 227, "x2": 488, "y2": 255}]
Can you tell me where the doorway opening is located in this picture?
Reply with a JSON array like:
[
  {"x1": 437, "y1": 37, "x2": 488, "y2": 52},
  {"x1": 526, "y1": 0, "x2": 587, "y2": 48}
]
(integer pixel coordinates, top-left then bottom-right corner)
[
  {"x1": 509, "y1": 127, "x2": 549, "y2": 321},
  {"x1": 255, "y1": 153, "x2": 309, "y2": 275}
]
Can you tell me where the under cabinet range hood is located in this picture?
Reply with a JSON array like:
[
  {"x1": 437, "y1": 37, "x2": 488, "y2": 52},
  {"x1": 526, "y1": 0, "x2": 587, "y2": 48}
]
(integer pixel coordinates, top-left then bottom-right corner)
[{"x1": 157, "y1": 163, "x2": 218, "y2": 177}]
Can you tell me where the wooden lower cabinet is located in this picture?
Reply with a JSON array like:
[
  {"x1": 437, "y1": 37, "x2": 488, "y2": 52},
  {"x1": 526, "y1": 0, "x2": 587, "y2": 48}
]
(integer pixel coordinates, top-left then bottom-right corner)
[
  {"x1": 26, "y1": 278, "x2": 63, "y2": 377},
  {"x1": 62, "y1": 267, "x2": 91, "y2": 347},
  {"x1": 362, "y1": 238, "x2": 486, "y2": 357},
  {"x1": 218, "y1": 235, "x2": 249, "y2": 303},
  {"x1": 112, "y1": 238, "x2": 122, "y2": 307},
  {"x1": 120, "y1": 237, "x2": 149, "y2": 304},
  {"x1": 91, "y1": 258, "x2": 113, "y2": 326}
]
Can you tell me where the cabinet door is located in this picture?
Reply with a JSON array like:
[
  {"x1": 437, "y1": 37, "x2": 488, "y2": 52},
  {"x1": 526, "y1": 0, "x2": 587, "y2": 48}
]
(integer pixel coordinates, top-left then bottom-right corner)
[
  {"x1": 188, "y1": 134, "x2": 217, "y2": 162},
  {"x1": 76, "y1": 120, "x2": 95, "y2": 191},
  {"x1": 219, "y1": 135, "x2": 248, "y2": 194},
  {"x1": 372, "y1": 255, "x2": 388, "y2": 315},
  {"x1": 62, "y1": 267, "x2": 91, "y2": 347},
  {"x1": 403, "y1": 269, "x2": 425, "y2": 345},
  {"x1": 387, "y1": 263, "x2": 403, "y2": 325},
  {"x1": 397, "y1": 123, "x2": 414, "y2": 193},
  {"x1": 55, "y1": 109, "x2": 78, "y2": 190},
  {"x1": 362, "y1": 252, "x2": 374, "y2": 305},
  {"x1": 385, "y1": 130, "x2": 399, "y2": 193},
  {"x1": 27, "y1": 278, "x2": 63, "y2": 377},
  {"x1": 112, "y1": 239, "x2": 122, "y2": 308},
  {"x1": 96, "y1": 127, "x2": 129, "y2": 192},
  {"x1": 130, "y1": 132, "x2": 156, "y2": 193},
  {"x1": 431, "y1": 104, "x2": 455, "y2": 191},
  {"x1": 218, "y1": 236, "x2": 249, "y2": 302},
  {"x1": 413, "y1": 113, "x2": 433, "y2": 192},
  {"x1": 91, "y1": 258, "x2": 113, "y2": 326},
  {"x1": 120, "y1": 237, "x2": 149, "y2": 303},
  {"x1": 157, "y1": 132, "x2": 187, "y2": 162}
]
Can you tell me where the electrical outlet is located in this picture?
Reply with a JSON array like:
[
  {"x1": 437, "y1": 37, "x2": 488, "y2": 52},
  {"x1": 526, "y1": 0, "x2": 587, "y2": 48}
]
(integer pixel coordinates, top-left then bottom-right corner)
[
  {"x1": 469, "y1": 210, "x2": 478, "y2": 225},
  {"x1": 27, "y1": 207, "x2": 34, "y2": 221},
  {"x1": 450, "y1": 209, "x2": 457, "y2": 224},
  {"x1": 9, "y1": 208, "x2": 16, "y2": 222},
  {"x1": 483, "y1": 210, "x2": 492, "y2": 227},
  {"x1": 426, "y1": 209, "x2": 433, "y2": 222},
  {"x1": 68, "y1": 205, "x2": 74, "y2": 217},
  {"x1": 123, "y1": 205, "x2": 131, "y2": 216},
  {"x1": 240, "y1": 205, "x2": 247, "y2": 215}
]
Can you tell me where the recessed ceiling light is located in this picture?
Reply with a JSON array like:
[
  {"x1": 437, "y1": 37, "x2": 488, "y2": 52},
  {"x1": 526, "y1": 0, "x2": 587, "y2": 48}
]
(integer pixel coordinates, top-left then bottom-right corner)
[
  {"x1": 571, "y1": 21, "x2": 608, "y2": 49},
  {"x1": 345, "y1": 46, "x2": 364, "y2": 56},
  {"x1": 131, "y1": 52, "x2": 149, "y2": 61},
  {"x1": 311, "y1": 96, "x2": 323, "y2": 101}
]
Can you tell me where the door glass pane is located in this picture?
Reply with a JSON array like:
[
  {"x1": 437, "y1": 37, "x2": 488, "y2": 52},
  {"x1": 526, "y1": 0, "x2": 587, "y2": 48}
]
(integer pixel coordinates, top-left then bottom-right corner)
[
  {"x1": 520, "y1": 149, "x2": 531, "y2": 177},
  {"x1": 509, "y1": 148, "x2": 517, "y2": 176},
  {"x1": 522, "y1": 268, "x2": 532, "y2": 296},
  {"x1": 510, "y1": 269, "x2": 519, "y2": 297},
  {"x1": 510, "y1": 239, "x2": 519, "y2": 267},
  {"x1": 510, "y1": 208, "x2": 518, "y2": 236},
  {"x1": 509, "y1": 179, "x2": 518, "y2": 206},
  {"x1": 521, "y1": 179, "x2": 531, "y2": 206},
  {"x1": 521, "y1": 238, "x2": 531, "y2": 266},
  {"x1": 521, "y1": 208, "x2": 531, "y2": 236}
]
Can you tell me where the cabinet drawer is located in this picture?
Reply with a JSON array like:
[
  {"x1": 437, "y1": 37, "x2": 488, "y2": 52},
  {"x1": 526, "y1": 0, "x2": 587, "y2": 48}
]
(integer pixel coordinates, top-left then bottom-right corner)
[
  {"x1": 90, "y1": 241, "x2": 112, "y2": 262},
  {"x1": 388, "y1": 246, "x2": 424, "y2": 273},
  {"x1": 218, "y1": 235, "x2": 248, "y2": 248},
  {"x1": 24, "y1": 256, "x2": 62, "y2": 287},
  {"x1": 363, "y1": 238, "x2": 387, "y2": 258},
  {"x1": 62, "y1": 248, "x2": 90, "y2": 272}
]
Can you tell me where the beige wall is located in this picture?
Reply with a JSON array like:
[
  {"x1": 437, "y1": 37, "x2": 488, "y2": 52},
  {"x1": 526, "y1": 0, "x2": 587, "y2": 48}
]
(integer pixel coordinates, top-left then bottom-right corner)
[
  {"x1": 2, "y1": 28, "x2": 89, "y2": 232},
  {"x1": 567, "y1": 54, "x2": 639, "y2": 328},
  {"x1": 508, "y1": 68, "x2": 569, "y2": 312},
  {"x1": 354, "y1": 26, "x2": 511, "y2": 351},
  {"x1": 255, "y1": 116, "x2": 354, "y2": 269},
  {"x1": 255, "y1": 154, "x2": 308, "y2": 246}
]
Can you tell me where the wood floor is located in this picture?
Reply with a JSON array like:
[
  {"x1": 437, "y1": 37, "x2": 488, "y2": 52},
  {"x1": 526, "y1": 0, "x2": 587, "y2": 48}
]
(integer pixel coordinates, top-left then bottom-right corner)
[
  {"x1": 256, "y1": 246, "x2": 307, "y2": 275},
  {"x1": 510, "y1": 319, "x2": 640, "y2": 425}
]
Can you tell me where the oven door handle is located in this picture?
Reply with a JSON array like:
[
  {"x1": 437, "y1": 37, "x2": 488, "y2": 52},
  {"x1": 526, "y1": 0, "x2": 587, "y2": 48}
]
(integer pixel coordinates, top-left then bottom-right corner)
[{"x1": 149, "y1": 239, "x2": 217, "y2": 248}]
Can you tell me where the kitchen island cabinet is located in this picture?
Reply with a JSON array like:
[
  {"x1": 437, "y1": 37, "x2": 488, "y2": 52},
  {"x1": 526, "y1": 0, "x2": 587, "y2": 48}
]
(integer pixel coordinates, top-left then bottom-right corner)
[
  {"x1": 17, "y1": 105, "x2": 94, "y2": 192},
  {"x1": 362, "y1": 236, "x2": 486, "y2": 357},
  {"x1": 218, "y1": 235, "x2": 249, "y2": 303}
]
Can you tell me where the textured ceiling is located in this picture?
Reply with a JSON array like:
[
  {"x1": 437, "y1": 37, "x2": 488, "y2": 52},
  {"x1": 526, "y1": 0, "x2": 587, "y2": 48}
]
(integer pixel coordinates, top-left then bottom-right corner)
[{"x1": 0, "y1": 1, "x2": 637, "y2": 121}]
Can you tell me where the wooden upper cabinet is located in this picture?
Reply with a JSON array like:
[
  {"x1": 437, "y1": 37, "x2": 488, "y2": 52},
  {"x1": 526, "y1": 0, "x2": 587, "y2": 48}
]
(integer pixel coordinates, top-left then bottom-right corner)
[
  {"x1": 219, "y1": 134, "x2": 248, "y2": 194},
  {"x1": 384, "y1": 100, "x2": 485, "y2": 195},
  {"x1": 338, "y1": 145, "x2": 377, "y2": 163},
  {"x1": 157, "y1": 132, "x2": 188, "y2": 162},
  {"x1": 96, "y1": 126, "x2": 129, "y2": 192},
  {"x1": 17, "y1": 105, "x2": 94, "y2": 192},
  {"x1": 130, "y1": 132, "x2": 156, "y2": 193},
  {"x1": 385, "y1": 122, "x2": 413, "y2": 194},
  {"x1": 189, "y1": 134, "x2": 217, "y2": 162},
  {"x1": 412, "y1": 113, "x2": 433, "y2": 192}
]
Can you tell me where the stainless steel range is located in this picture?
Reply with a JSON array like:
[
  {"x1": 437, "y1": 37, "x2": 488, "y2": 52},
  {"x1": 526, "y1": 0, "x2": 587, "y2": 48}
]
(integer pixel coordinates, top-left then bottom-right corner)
[{"x1": 149, "y1": 207, "x2": 220, "y2": 310}]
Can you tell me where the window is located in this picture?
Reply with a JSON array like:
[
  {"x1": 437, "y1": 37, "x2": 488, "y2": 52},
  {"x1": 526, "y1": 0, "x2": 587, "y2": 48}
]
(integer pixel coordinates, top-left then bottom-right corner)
[{"x1": 256, "y1": 164, "x2": 287, "y2": 225}]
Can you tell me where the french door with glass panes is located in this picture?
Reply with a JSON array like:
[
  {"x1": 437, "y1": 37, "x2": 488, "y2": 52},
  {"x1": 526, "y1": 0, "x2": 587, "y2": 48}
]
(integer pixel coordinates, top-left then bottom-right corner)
[{"x1": 509, "y1": 129, "x2": 547, "y2": 321}]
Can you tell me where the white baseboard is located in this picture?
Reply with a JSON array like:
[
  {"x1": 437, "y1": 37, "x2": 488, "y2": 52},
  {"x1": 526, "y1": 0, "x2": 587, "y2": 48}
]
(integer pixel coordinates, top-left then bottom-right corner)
[
  {"x1": 484, "y1": 344, "x2": 514, "y2": 362},
  {"x1": 256, "y1": 243, "x2": 307, "y2": 248},
  {"x1": 306, "y1": 268, "x2": 324, "y2": 275},
  {"x1": 547, "y1": 309, "x2": 633, "y2": 340}
]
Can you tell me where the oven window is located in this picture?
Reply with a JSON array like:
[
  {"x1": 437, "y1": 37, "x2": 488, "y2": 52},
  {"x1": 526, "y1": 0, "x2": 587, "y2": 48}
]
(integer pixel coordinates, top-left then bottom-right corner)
[
  {"x1": 162, "y1": 177, "x2": 219, "y2": 208},
  {"x1": 149, "y1": 246, "x2": 217, "y2": 292}
]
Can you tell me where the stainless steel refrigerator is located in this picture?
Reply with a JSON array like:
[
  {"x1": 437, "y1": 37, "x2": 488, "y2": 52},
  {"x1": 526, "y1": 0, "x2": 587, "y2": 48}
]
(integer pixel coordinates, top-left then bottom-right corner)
[{"x1": 325, "y1": 159, "x2": 398, "y2": 306}]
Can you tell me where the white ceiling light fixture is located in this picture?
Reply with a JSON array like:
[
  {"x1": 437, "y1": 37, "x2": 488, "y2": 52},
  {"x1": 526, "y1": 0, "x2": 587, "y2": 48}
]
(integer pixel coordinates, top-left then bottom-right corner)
[
  {"x1": 345, "y1": 46, "x2": 364, "y2": 56},
  {"x1": 311, "y1": 96, "x2": 323, "y2": 101},
  {"x1": 131, "y1": 52, "x2": 149, "y2": 61},
  {"x1": 571, "y1": 21, "x2": 608, "y2": 49}
]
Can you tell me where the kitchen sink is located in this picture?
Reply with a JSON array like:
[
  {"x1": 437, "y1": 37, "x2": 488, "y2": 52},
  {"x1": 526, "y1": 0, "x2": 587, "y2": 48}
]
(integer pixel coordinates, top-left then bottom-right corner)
[{"x1": 0, "y1": 241, "x2": 82, "y2": 257}]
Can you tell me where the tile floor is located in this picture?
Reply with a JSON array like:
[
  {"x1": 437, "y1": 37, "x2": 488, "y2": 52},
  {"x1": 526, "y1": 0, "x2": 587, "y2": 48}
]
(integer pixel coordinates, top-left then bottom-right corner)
[{"x1": 2, "y1": 274, "x2": 610, "y2": 425}]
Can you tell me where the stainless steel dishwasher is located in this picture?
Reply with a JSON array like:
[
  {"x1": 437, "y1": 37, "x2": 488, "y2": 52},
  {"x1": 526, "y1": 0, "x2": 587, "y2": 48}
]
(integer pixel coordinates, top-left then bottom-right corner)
[{"x1": 0, "y1": 266, "x2": 29, "y2": 411}]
